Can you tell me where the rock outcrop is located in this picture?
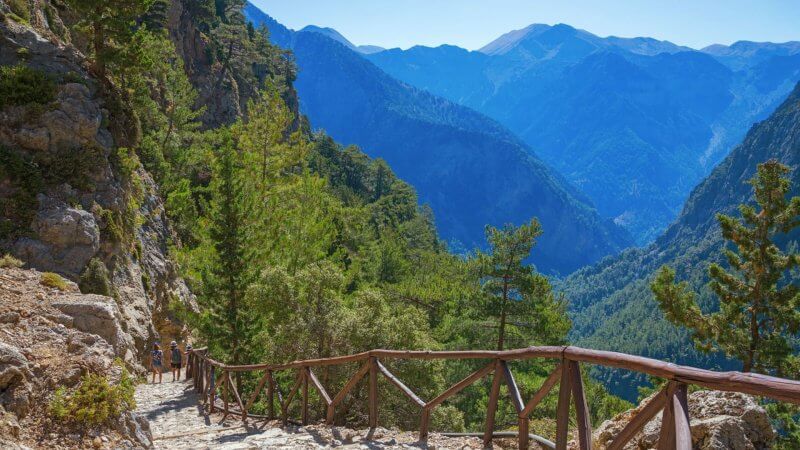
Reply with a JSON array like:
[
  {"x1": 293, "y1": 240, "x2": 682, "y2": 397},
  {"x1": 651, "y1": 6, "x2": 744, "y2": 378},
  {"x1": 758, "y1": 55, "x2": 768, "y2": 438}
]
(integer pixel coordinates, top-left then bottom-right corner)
[
  {"x1": 593, "y1": 390, "x2": 774, "y2": 449},
  {"x1": 0, "y1": 4, "x2": 195, "y2": 369},
  {"x1": 0, "y1": 267, "x2": 153, "y2": 449}
]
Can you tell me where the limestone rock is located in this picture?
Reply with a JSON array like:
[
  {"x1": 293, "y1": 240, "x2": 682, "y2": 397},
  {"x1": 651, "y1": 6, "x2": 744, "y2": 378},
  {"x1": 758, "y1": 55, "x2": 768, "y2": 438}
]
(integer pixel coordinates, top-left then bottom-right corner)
[
  {"x1": 13, "y1": 202, "x2": 101, "y2": 277},
  {"x1": 52, "y1": 295, "x2": 136, "y2": 366},
  {"x1": 593, "y1": 390, "x2": 774, "y2": 449},
  {"x1": 0, "y1": 343, "x2": 32, "y2": 419}
]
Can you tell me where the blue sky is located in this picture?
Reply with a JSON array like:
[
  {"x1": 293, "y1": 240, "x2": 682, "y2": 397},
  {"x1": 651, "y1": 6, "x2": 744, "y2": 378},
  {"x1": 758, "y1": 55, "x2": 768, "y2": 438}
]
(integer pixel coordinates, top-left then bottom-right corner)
[{"x1": 250, "y1": 0, "x2": 800, "y2": 50}]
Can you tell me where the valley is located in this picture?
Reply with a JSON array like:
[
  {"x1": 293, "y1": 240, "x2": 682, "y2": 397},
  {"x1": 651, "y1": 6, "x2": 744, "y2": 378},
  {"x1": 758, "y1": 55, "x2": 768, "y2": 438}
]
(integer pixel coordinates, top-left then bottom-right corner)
[{"x1": 0, "y1": 0, "x2": 799, "y2": 448}]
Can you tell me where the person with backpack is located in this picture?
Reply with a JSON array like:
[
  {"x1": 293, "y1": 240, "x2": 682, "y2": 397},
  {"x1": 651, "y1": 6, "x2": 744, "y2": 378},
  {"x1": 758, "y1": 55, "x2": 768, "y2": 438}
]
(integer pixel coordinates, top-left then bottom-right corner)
[
  {"x1": 170, "y1": 341, "x2": 183, "y2": 381},
  {"x1": 150, "y1": 343, "x2": 164, "y2": 384}
]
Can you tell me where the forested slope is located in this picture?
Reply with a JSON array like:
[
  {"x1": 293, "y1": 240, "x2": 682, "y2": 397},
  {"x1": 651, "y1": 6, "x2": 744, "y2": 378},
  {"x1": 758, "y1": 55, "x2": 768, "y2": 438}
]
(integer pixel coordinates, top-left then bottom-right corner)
[
  {"x1": 244, "y1": 3, "x2": 632, "y2": 275},
  {"x1": 367, "y1": 25, "x2": 800, "y2": 243},
  {"x1": 561, "y1": 82, "x2": 800, "y2": 400}
]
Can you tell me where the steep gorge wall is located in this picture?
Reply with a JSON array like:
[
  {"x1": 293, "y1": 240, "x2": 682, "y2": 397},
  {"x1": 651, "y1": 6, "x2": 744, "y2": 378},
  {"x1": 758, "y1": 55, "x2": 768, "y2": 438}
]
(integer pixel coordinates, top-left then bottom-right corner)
[{"x1": 0, "y1": 1, "x2": 195, "y2": 368}]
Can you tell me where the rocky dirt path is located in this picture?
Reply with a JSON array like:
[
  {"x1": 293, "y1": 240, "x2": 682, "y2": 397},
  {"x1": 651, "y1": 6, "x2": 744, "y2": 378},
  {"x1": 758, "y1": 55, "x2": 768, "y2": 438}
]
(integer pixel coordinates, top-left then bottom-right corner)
[{"x1": 133, "y1": 370, "x2": 488, "y2": 449}]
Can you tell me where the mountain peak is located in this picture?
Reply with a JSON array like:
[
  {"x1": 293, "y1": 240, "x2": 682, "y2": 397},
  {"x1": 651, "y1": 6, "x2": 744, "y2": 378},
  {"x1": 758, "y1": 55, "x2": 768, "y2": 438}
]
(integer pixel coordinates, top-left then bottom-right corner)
[
  {"x1": 299, "y1": 25, "x2": 385, "y2": 54},
  {"x1": 478, "y1": 23, "x2": 552, "y2": 55},
  {"x1": 300, "y1": 25, "x2": 357, "y2": 50}
]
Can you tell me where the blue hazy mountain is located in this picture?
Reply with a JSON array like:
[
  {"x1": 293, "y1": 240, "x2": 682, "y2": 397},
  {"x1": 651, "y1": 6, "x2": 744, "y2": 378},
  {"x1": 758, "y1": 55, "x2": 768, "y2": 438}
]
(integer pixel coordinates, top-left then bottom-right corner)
[
  {"x1": 366, "y1": 24, "x2": 800, "y2": 244},
  {"x1": 244, "y1": 3, "x2": 632, "y2": 274},
  {"x1": 300, "y1": 25, "x2": 385, "y2": 54},
  {"x1": 560, "y1": 82, "x2": 800, "y2": 399}
]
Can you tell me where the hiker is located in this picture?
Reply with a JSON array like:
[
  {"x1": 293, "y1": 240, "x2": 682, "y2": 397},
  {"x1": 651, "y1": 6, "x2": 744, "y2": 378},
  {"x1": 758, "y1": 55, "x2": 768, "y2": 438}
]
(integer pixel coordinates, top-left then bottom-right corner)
[
  {"x1": 170, "y1": 341, "x2": 182, "y2": 381},
  {"x1": 150, "y1": 343, "x2": 163, "y2": 384}
]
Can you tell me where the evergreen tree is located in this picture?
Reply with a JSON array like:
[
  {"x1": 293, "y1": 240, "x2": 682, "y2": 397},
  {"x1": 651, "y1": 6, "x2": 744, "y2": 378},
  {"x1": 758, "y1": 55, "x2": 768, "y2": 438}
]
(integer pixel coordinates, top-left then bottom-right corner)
[
  {"x1": 197, "y1": 131, "x2": 253, "y2": 366},
  {"x1": 652, "y1": 160, "x2": 800, "y2": 375},
  {"x1": 474, "y1": 219, "x2": 570, "y2": 350},
  {"x1": 63, "y1": 0, "x2": 154, "y2": 78}
]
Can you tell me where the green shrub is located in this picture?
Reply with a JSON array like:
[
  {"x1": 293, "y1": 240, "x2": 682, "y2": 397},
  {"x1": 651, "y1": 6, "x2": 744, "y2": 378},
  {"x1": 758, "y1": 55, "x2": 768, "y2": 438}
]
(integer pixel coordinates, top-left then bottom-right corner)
[
  {"x1": 61, "y1": 71, "x2": 87, "y2": 85},
  {"x1": 79, "y1": 258, "x2": 113, "y2": 297},
  {"x1": 0, "y1": 254, "x2": 24, "y2": 268},
  {"x1": 6, "y1": 0, "x2": 30, "y2": 23},
  {"x1": 40, "y1": 272, "x2": 68, "y2": 290},
  {"x1": 50, "y1": 362, "x2": 136, "y2": 427},
  {"x1": 0, "y1": 64, "x2": 56, "y2": 108},
  {"x1": 140, "y1": 271, "x2": 151, "y2": 292},
  {"x1": 41, "y1": 144, "x2": 105, "y2": 191},
  {"x1": 0, "y1": 146, "x2": 42, "y2": 239}
]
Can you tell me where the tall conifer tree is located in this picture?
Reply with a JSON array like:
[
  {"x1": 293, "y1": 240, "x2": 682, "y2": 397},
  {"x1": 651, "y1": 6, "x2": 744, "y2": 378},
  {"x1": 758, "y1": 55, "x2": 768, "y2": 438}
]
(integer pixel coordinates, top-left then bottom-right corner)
[
  {"x1": 199, "y1": 131, "x2": 253, "y2": 367},
  {"x1": 652, "y1": 160, "x2": 800, "y2": 375},
  {"x1": 63, "y1": 0, "x2": 154, "y2": 78},
  {"x1": 475, "y1": 219, "x2": 569, "y2": 350}
]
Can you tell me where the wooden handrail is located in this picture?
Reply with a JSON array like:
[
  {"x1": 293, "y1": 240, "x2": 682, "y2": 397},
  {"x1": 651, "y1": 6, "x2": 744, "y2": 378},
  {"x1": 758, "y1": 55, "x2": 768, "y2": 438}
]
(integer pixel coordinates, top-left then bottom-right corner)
[{"x1": 185, "y1": 345, "x2": 800, "y2": 450}]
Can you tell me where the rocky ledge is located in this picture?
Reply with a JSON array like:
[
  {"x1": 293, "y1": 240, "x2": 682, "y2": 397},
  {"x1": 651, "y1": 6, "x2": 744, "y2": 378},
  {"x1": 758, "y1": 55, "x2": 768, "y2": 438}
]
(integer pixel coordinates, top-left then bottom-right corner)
[
  {"x1": 0, "y1": 267, "x2": 152, "y2": 449},
  {"x1": 593, "y1": 389, "x2": 774, "y2": 449}
]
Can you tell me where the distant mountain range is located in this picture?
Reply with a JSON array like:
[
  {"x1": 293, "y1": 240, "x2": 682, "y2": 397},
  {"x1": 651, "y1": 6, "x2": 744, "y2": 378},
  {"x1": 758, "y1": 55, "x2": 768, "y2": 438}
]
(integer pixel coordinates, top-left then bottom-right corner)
[
  {"x1": 560, "y1": 82, "x2": 800, "y2": 400},
  {"x1": 244, "y1": 3, "x2": 632, "y2": 275},
  {"x1": 366, "y1": 24, "x2": 800, "y2": 243},
  {"x1": 299, "y1": 25, "x2": 385, "y2": 54}
]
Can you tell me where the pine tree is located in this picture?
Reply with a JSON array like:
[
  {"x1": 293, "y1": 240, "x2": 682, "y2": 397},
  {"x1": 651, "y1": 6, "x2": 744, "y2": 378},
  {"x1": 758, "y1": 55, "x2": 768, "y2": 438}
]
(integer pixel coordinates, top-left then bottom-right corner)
[
  {"x1": 652, "y1": 160, "x2": 800, "y2": 375},
  {"x1": 474, "y1": 219, "x2": 570, "y2": 350},
  {"x1": 63, "y1": 0, "x2": 154, "y2": 78},
  {"x1": 198, "y1": 131, "x2": 253, "y2": 367}
]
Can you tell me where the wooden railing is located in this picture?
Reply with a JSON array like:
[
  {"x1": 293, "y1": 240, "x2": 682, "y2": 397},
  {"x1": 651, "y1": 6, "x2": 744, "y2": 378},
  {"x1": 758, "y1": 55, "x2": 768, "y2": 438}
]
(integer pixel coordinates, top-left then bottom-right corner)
[{"x1": 185, "y1": 346, "x2": 800, "y2": 449}]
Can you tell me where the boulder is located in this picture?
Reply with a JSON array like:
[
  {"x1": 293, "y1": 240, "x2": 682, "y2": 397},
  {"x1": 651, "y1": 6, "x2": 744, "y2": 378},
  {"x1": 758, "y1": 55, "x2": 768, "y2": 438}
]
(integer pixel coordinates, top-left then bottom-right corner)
[
  {"x1": 52, "y1": 295, "x2": 136, "y2": 366},
  {"x1": 0, "y1": 343, "x2": 32, "y2": 419},
  {"x1": 594, "y1": 390, "x2": 774, "y2": 449},
  {"x1": 113, "y1": 411, "x2": 152, "y2": 449},
  {"x1": 14, "y1": 202, "x2": 100, "y2": 277}
]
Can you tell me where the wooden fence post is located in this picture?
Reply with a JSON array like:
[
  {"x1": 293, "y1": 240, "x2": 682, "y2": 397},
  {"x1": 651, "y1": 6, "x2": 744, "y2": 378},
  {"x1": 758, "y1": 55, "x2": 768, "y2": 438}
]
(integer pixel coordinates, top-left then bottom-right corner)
[
  {"x1": 209, "y1": 368, "x2": 217, "y2": 413},
  {"x1": 483, "y1": 360, "x2": 503, "y2": 447},
  {"x1": 518, "y1": 416, "x2": 530, "y2": 450},
  {"x1": 197, "y1": 359, "x2": 203, "y2": 393},
  {"x1": 555, "y1": 360, "x2": 572, "y2": 450},
  {"x1": 672, "y1": 383, "x2": 691, "y2": 450},
  {"x1": 223, "y1": 371, "x2": 230, "y2": 418},
  {"x1": 369, "y1": 357, "x2": 378, "y2": 429},
  {"x1": 267, "y1": 370, "x2": 275, "y2": 420},
  {"x1": 569, "y1": 361, "x2": 592, "y2": 450},
  {"x1": 302, "y1": 366, "x2": 309, "y2": 425},
  {"x1": 419, "y1": 408, "x2": 431, "y2": 442}
]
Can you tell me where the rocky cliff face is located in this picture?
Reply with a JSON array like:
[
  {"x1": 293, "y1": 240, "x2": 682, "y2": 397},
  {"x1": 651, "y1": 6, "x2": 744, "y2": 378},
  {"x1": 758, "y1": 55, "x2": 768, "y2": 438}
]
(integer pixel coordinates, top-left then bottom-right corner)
[
  {"x1": 168, "y1": 0, "x2": 299, "y2": 129},
  {"x1": 0, "y1": 267, "x2": 153, "y2": 449},
  {"x1": 0, "y1": 3, "x2": 195, "y2": 368}
]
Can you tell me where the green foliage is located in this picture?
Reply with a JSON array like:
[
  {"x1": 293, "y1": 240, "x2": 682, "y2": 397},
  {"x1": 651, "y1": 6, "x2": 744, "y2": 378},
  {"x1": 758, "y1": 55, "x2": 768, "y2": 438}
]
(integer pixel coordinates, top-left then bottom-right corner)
[
  {"x1": 768, "y1": 402, "x2": 800, "y2": 449},
  {"x1": 59, "y1": 3, "x2": 627, "y2": 432},
  {"x1": 50, "y1": 362, "x2": 136, "y2": 427},
  {"x1": 62, "y1": 0, "x2": 154, "y2": 77},
  {"x1": 652, "y1": 160, "x2": 800, "y2": 376},
  {"x1": 40, "y1": 272, "x2": 68, "y2": 291},
  {"x1": 469, "y1": 219, "x2": 571, "y2": 351},
  {"x1": 0, "y1": 146, "x2": 42, "y2": 239},
  {"x1": 79, "y1": 258, "x2": 113, "y2": 297},
  {"x1": 6, "y1": 0, "x2": 31, "y2": 23},
  {"x1": 0, "y1": 64, "x2": 56, "y2": 108},
  {"x1": 0, "y1": 254, "x2": 24, "y2": 268},
  {"x1": 195, "y1": 130, "x2": 254, "y2": 366}
]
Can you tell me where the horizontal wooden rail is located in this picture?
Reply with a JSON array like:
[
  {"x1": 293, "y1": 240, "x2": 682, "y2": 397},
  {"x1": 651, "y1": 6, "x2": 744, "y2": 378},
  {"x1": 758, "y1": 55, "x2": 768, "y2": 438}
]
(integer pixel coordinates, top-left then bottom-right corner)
[{"x1": 186, "y1": 345, "x2": 800, "y2": 450}]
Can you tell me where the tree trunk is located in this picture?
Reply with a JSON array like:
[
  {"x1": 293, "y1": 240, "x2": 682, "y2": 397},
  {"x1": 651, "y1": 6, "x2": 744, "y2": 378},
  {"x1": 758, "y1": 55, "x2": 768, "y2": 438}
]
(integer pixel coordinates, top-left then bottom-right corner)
[
  {"x1": 93, "y1": 17, "x2": 106, "y2": 79},
  {"x1": 497, "y1": 276, "x2": 509, "y2": 351}
]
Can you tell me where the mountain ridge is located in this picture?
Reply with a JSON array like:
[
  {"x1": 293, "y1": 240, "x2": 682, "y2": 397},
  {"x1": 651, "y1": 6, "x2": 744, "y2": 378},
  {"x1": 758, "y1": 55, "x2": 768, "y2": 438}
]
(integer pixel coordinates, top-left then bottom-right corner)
[
  {"x1": 365, "y1": 24, "x2": 800, "y2": 244},
  {"x1": 300, "y1": 25, "x2": 385, "y2": 54},
  {"x1": 560, "y1": 81, "x2": 800, "y2": 399},
  {"x1": 243, "y1": 2, "x2": 633, "y2": 274}
]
